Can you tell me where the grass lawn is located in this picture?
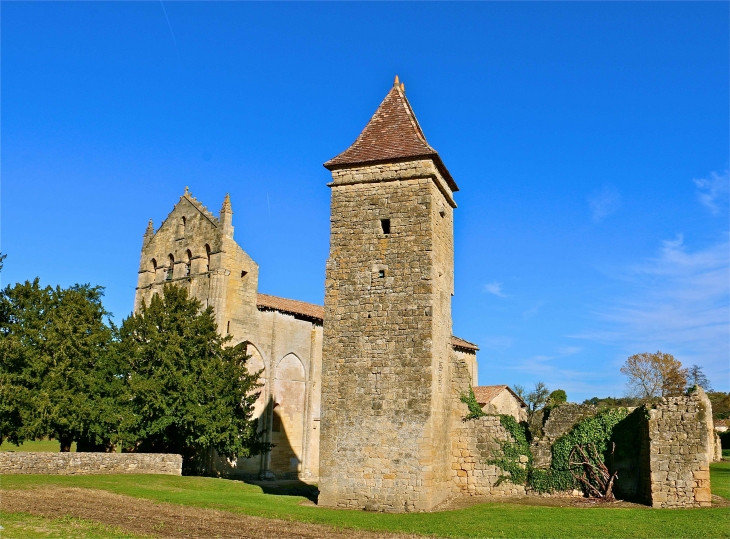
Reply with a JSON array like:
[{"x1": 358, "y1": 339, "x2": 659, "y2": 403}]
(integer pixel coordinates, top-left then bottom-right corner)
[
  {"x1": 0, "y1": 512, "x2": 147, "y2": 539},
  {"x1": 0, "y1": 440, "x2": 77, "y2": 453},
  {"x1": 712, "y1": 461, "x2": 730, "y2": 500},
  {"x1": 3, "y1": 471, "x2": 730, "y2": 539}
]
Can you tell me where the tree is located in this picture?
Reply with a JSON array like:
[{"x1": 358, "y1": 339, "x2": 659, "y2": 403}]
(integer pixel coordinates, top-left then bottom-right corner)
[
  {"x1": 549, "y1": 389, "x2": 567, "y2": 406},
  {"x1": 116, "y1": 285, "x2": 269, "y2": 467},
  {"x1": 0, "y1": 279, "x2": 117, "y2": 450},
  {"x1": 620, "y1": 351, "x2": 687, "y2": 400},
  {"x1": 526, "y1": 382, "x2": 550, "y2": 413},
  {"x1": 687, "y1": 364, "x2": 713, "y2": 392},
  {"x1": 708, "y1": 392, "x2": 730, "y2": 421}
]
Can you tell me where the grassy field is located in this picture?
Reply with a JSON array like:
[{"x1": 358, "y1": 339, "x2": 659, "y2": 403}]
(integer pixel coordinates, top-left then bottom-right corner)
[
  {"x1": 0, "y1": 512, "x2": 147, "y2": 539},
  {"x1": 2, "y1": 468, "x2": 729, "y2": 539},
  {"x1": 0, "y1": 439, "x2": 77, "y2": 452},
  {"x1": 711, "y1": 461, "x2": 730, "y2": 500}
]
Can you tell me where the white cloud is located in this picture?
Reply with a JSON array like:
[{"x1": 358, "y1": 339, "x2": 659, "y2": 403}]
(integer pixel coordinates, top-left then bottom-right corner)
[
  {"x1": 522, "y1": 301, "x2": 544, "y2": 319},
  {"x1": 558, "y1": 346, "x2": 582, "y2": 356},
  {"x1": 572, "y1": 235, "x2": 729, "y2": 389},
  {"x1": 483, "y1": 281, "x2": 506, "y2": 297},
  {"x1": 693, "y1": 170, "x2": 729, "y2": 215},
  {"x1": 588, "y1": 185, "x2": 621, "y2": 222}
]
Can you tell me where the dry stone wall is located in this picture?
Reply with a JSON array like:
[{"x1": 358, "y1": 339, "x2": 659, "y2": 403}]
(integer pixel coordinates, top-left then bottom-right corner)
[
  {"x1": 646, "y1": 389, "x2": 714, "y2": 508},
  {"x1": 0, "y1": 452, "x2": 182, "y2": 475},
  {"x1": 451, "y1": 415, "x2": 527, "y2": 496}
]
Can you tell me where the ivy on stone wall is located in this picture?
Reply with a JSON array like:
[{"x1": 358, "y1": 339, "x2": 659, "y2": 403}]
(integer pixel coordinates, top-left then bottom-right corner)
[
  {"x1": 460, "y1": 387, "x2": 486, "y2": 420},
  {"x1": 529, "y1": 407, "x2": 631, "y2": 493},
  {"x1": 487, "y1": 415, "x2": 532, "y2": 486}
]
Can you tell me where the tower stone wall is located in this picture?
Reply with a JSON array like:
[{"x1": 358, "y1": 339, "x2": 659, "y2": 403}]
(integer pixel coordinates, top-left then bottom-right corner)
[{"x1": 318, "y1": 80, "x2": 460, "y2": 512}]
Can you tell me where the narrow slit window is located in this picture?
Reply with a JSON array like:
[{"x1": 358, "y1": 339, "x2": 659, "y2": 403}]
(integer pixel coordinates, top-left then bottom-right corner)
[
  {"x1": 380, "y1": 218, "x2": 390, "y2": 235},
  {"x1": 226, "y1": 321, "x2": 230, "y2": 334}
]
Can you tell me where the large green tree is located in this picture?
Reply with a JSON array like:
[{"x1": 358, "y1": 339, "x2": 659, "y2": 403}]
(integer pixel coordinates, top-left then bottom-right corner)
[
  {"x1": 0, "y1": 279, "x2": 118, "y2": 450},
  {"x1": 116, "y1": 285, "x2": 269, "y2": 466}
]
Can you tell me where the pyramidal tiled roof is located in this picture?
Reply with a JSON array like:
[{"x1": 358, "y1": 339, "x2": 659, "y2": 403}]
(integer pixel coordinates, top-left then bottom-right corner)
[{"x1": 324, "y1": 78, "x2": 458, "y2": 192}]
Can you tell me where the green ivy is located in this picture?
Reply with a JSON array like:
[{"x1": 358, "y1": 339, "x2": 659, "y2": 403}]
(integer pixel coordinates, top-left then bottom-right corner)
[
  {"x1": 460, "y1": 387, "x2": 486, "y2": 420},
  {"x1": 529, "y1": 407, "x2": 631, "y2": 493},
  {"x1": 487, "y1": 414, "x2": 532, "y2": 486}
]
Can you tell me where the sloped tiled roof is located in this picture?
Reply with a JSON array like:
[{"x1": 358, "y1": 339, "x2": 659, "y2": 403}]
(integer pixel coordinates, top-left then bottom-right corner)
[
  {"x1": 256, "y1": 293, "x2": 475, "y2": 351},
  {"x1": 257, "y1": 293, "x2": 325, "y2": 322},
  {"x1": 473, "y1": 385, "x2": 527, "y2": 408},
  {"x1": 451, "y1": 336, "x2": 479, "y2": 352},
  {"x1": 324, "y1": 79, "x2": 458, "y2": 192}
]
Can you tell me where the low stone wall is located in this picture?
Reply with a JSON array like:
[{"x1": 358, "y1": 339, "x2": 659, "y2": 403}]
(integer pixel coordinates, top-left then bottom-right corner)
[
  {"x1": 646, "y1": 389, "x2": 713, "y2": 508},
  {"x1": 451, "y1": 415, "x2": 526, "y2": 497},
  {"x1": 0, "y1": 452, "x2": 182, "y2": 476}
]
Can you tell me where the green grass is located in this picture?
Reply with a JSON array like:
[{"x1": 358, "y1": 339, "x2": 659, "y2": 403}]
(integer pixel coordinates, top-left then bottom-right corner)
[
  {"x1": 711, "y1": 461, "x2": 730, "y2": 500},
  {"x1": 3, "y1": 473, "x2": 729, "y2": 539},
  {"x1": 0, "y1": 512, "x2": 146, "y2": 539},
  {"x1": 0, "y1": 439, "x2": 77, "y2": 453},
  {"x1": 722, "y1": 449, "x2": 730, "y2": 459}
]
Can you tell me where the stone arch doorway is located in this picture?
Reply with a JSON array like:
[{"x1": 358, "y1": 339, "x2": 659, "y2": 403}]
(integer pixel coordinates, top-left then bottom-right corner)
[
  {"x1": 271, "y1": 353, "x2": 306, "y2": 476},
  {"x1": 244, "y1": 343, "x2": 267, "y2": 427}
]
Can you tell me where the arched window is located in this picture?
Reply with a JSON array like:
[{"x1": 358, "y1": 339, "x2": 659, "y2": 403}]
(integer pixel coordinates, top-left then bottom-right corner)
[
  {"x1": 205, "y1": 244, "x2": 211, "y2": 272},
  {"x1": 185, "y1": 250, "x2": 192, "y2": 276},
  {"x1": 166, "y1": 254, "x2": 174, "y2": 280},
  {"x1": 151, "y1": 258, "x2": 157, "y2": 272}
]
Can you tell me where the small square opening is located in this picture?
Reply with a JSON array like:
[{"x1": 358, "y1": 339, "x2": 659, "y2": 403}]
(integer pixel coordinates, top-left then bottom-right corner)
[
  {"x1": 380, "y1": 218, "x2": 390, "y2": 235},
  {"x1": 378, "y1": 270, "x2": 385, "y2": 278}
]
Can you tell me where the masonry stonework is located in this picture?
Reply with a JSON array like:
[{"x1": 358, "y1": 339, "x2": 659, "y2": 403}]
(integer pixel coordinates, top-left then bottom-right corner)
[
  {"x1": 646, "y1": 389, "x2": 714, "y2": 508},
  {"x1": 0, "y1": 452, "x2": 182, "y2": 475}
]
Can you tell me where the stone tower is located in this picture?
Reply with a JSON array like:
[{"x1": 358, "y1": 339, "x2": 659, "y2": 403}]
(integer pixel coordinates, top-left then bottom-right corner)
[{"x1": 319, "y1": 77, "x2": 459, "y2": 512}]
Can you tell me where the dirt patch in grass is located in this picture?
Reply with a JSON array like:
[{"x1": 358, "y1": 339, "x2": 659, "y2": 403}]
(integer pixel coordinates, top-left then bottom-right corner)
[{"x1": 0, "y1": 487, "x2": 427, "y2": 539}]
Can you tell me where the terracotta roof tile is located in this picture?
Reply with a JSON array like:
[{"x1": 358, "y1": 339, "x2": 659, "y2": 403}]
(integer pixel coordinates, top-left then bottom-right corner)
[
  {"x1": 451, "y1": 336, "x2": 479, "y2": 352},
  {"x1": 256, "y1": 294, "x2": 324, "y2": 322},
  {"x1": 256, "y1": 293, "x2": 475, "y2": 353},
  {"x1": 473, "y1": 385, "x2": 527, "y2": 408},
  {"x1": 324, "y1": 81, "x2": 458, "y2": 192}
]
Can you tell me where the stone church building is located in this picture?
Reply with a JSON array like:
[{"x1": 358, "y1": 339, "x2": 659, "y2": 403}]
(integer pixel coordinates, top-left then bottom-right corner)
[
  {"x1": 135, "y1": 77, "x2": 718, "y2": 512},
  {"x1": 135, "y1": 78, "x2": 479, "y2": 489}
]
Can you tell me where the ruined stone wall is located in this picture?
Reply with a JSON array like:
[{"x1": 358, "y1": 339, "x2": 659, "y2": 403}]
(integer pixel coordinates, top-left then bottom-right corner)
[
  {"x1": 449, "y1": 356, "x2": 525, "y2": 496},
  {"x1": 0, "y1": 452, "x2": 182, "y2": 475},
  {"x1": 646, "y1": 389, "x2": 714, "y2": 508},
  {"x1": 319, "y1": 159, "x2": 456, "y2": 512},
  {"x1": 530, "y1": 404, "x2": 597, "y2": 468}
]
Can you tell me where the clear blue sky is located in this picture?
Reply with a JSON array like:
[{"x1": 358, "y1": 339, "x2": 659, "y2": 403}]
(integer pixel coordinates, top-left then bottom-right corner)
[{"x1": 2, "y1": 2, "x2": 728, "y2": 401}]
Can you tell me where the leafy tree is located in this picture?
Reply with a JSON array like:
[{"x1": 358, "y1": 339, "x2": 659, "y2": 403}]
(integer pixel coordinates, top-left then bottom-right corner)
[
  {"x1": 620, "y1": 351, "x2": 687, "y2": 400},
  {"x1": 687, "y1": 364, "x2": 713, "y2": 392},
  {"x1": 0, "y1": 279, "x2": 117, "y2": 450},
  {"x1": 708, "y1": 392, "x2": 730, "y2": 421},
  {"x1": 526, "y1": 382, "x2": 550, "y2": 413},
  {"x1": 0, "y1": 252, "x2": 6, "y2": 272},
  {"x1": 116, "y1": 285, "x2": 269, "y2": 467},
  {"x1": 549, "y1": 389, "x2": 567, "y2": 406}
]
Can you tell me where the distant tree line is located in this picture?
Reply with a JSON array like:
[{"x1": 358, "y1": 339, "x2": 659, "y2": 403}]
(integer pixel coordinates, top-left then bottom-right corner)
[
  {"x1": 514, "y1": 352, "x2": 725, "y2": 421},
  {"x1": 0, "y1": 265, "x2": 269, "y2": 468}
]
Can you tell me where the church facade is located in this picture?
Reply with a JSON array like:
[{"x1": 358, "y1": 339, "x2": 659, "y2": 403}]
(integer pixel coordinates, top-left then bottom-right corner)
[{"x1": 134, "y1": 79, "x2": 478, "y2": 487}]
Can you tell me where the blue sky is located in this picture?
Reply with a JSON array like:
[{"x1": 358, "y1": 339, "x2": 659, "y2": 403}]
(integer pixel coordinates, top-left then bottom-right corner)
[{"x1": 2, "y1": 2, "x2": 728, "y2": 401}]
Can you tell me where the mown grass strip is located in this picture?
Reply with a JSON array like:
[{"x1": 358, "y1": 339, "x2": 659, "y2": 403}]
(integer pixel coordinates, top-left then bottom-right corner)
[{"x1": 2, "y1": 471, "x2": 729, "y2": 539}]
